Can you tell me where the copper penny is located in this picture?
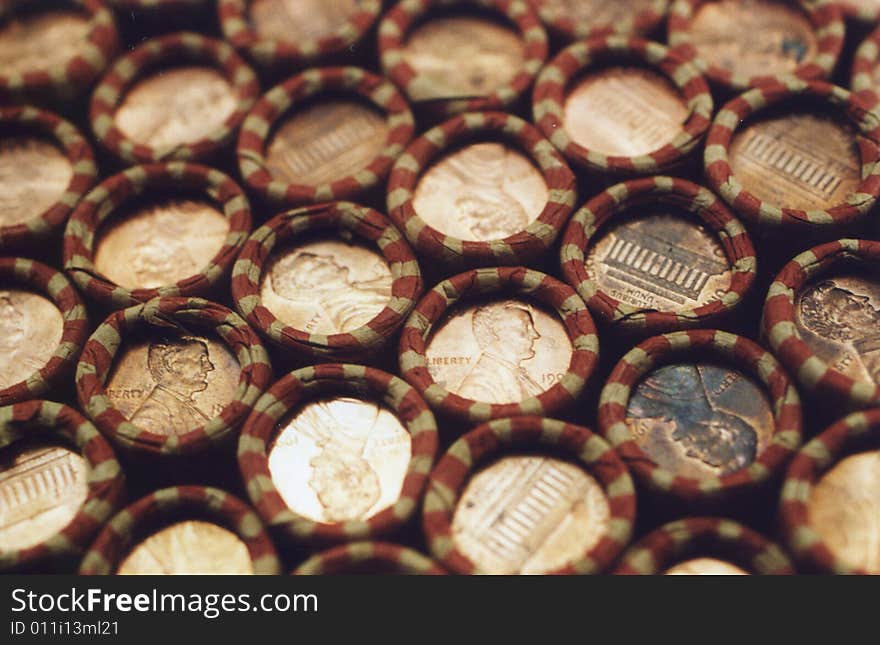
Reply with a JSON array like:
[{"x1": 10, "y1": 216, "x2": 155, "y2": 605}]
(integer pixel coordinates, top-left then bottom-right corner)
[
  {"x1": 105, "y1": 334, "x2": 241, "y2": 437},
  {"x1": 0, "y1": 9, "x2": 91, "y2": 77},
  {"x1": 413, "y1": 142, "x2": 548, "y2": 241},
  {"x1": 808, "y1": 450, "x2": 880, "y2": 574},
  {"x1": 425, "y1": 298, "x2": 573, "y2": 405},
  {"x1": 451, "y1": 455, "x2": 610, "y2": 575},
  {"x1": 563, "y1": 67, "x2": 689, "y2": 157},
  {"x1": 796, "y1": 275, "x2": 880, "y2": 387},
  {"x1": 93, "y1": 199, "x2": 229, "y2": 290},
  {"x1": 268, "y1": 397, "x2": 412, "y2": 524},
  {"x1": 265, "y1": 99, "x2": 389, "y2": 187},
  {"x1": 728, "y1": 110, "x2": 861, "y2": 211},
  {"x1": 249, "y1": 0, "x2": 359, "y2": 42},
  {"x1": 664, "y1": 558, "x2": 750, "y2": 575},
  {"x1": 260, "y1": 238, "x2": 392, "y2": 335},
  {"x1": 0, "y1": 289, "x2": 63, "y2": 391},
  {"x1": 584, "y1": 211, "x2": 733, "y2": 312},
  {"x1": 401, "y1": 16, "x2": 526, "y2": 101},
  {"x1": 688, "y1": 0, "x2": 818, "y2": 79},
  {"x1": 625, "y1": 364, "x2": 775, "y2": 479},
  {"x1": 113, "y1": 66, "x2": 238, "y2": 150},
  {"x1": 0, "y1": 442, "x2": 88, "y2": 551},
  {"x1": 537, "y1": 0, "x2": 657, "y2": 26},
  {"x1": 0, "y1": 135, "x2": 72, "y2": 227},
  {"x1": 117, "y1": 520, "x2": 254, "y2": 575}
]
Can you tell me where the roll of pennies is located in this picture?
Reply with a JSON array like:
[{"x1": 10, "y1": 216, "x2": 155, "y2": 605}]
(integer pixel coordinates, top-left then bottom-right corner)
[
  {"x1": 293, "y1": 542, "x2": 447, "y2": 575},
  {"x1": 780, "y1": 408, "x2": 880, "y2": 574},
  {"x1": 850, "y1": 25, "x2": 880, "y2": 111},
  {"x1": 0, "y1": 0, "x2": 118, "y2": 104},
  {"x1": 839, "y1": 0, "x2": 880, "y2": 26},
  {"x1": 704, "y1": 80, "x2": 880, "y2": 238},
  {"x1": 560, "y1": 177, "x2": 756, "y2": 335},
  {"x1": 237, "y1": 67, "x2": 414, "y2": 208},
  {"x1": 763, "y1": 239, "x2": 880, "y2": 413},
  {"x1": 378, "y1": 0, "x2": 548, "y2": 118},
  {"x1": 238, "y1": 363, "x2": 438, "y2": 545},
  {"x1": 63, "y1": 162, "x2": 252, "y2": 310},
  {"x1": 387, "y1": 112, "x2": 576, "y2": 271},
  {"x1": 531, "y1": 0, "x2": 669, "y2": 42},
  {"x1": 667, "y1": 0, "x2": 843, "y2": 92},
  {"x1": 218, "y1": 0, "x2": 382, "y2": 73},
  {"x1": 613, "y1": 517, "x2": 795, "y2": 574},
  {"x1": 0, "y1": 258, "x2": 88, "y2": 406},
  {"x1": 76, "y1": 297, "x2": 272, "y2": 457},
  {"x1": 79, "y1": 486, "x2": 282, "y2": 574},
  {"x1": 89, "y1": 32, "x2": 259, "y2": 166},
  {"x1": 231, "y1": 201, "x2": 422, "y2": 362},
  {"x1": 0, "y1": 400, "x2": 125, "y2": 572},
  {"x1": 533, "y1": 36, "x2": 712, "y2": 177},
  {"x1": 423, "y1": 416, "x2": 636, "y2": 574},
  {"x1": 0, "y1": 105, "x2": 97, "y2": 252},
  {"x1": 597, "y1": 329, "x2": 803, "y2": 504}
]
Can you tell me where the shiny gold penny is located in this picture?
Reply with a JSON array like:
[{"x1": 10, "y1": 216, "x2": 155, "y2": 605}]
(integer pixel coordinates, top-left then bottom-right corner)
[
  {"x1": 117, "y1": 520, "x2": 254, "y2": 575},
  {"x1": 413, "y1": 142, "x2": 548, "y2": 241},
  {"x1": 451, "y1": 455, "x2": 611, "y2": 575},
  {"x1": 584, "y1": 211, "x2": 733, "y2": 313},
  {"x1": 425, "y1": 298, "x2": 573, "y2": 405},
  {"x1": 688, "y1": 0, "x2": 818, "y2": 79},
  {"x1": 808, "y1": 450, "x2": 880, "y2": 573},
  {"x1": 537, "y1": 0, "x2": 657, "y2": 26},
  {"x1": 401, "y1": 16, "x2": 526, "y2": 101},
  {"x1": 0, "y1": 442, "x2": 88, "y2": 551},
  {"x1": 260, "y1": 238, "x2": 392, "y2": 335},
  {"x1": 625, "y1": 364, "x2": 775, "y2": 479},
  {"x1": 664, "y1": 558, "x2": 750, "y2": 575},
  {"x1": 0, "y1": 289, "x2": 63, "y2": 391},
  {"x1": 729, "y1": 110, "x2": 861, "y2": 211},
  {"x1": 0, "y1": 135, "x2": 72, "y2": 227},
  {"x1": 93, "y1": 199, "x2": 229, "y2": 290},
  {"x1": 113, "y1": 66, "x2": 238, "y2": 150},
  {"x1": 249, "y1": 0, "x2": 359, "y2": 42},
  {"x1": 265, "y1": 99, "x2": 389, "y2": 187},
  {"x1": 104, "y1": 334, "x2": 241, "y2": 437},
  {"x1": 0, "y1": 9, "x2": 91, "y2": 78},
  {"x1": 268, "y1": 397, "x2": 412, "y2": 524}
]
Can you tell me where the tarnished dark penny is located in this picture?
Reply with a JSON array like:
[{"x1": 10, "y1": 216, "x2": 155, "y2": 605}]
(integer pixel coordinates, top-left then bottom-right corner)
[
  {"x1": 117, "y1": 520, "x2": 254, "y2": 575},
  {"x1": 104, "y1": 334, "x2": 241, "y2": 437},
  {"x1": 113, "y1": 66, "x2": 238, "y2": 150},
  {"x1": 0, "y1": 442, "x2": 88, "y2": 551},
  {"x1": 412, "y1": 142, "x2": 548, "y2": 241},
  {"x1": 249, "y1": 0, "x2": 359, "y2": 42},
  {"x1": 268, "y1": 397, "x2": 412, "y2": 524},
  {"x1": 0, "y1": 289, "x2": 63, "y2": 391},
  {"x1": 265, "y1": 99, "x2": 389, "y2": 187},
  {"x1": 0, "y1": 9, "x2": 91, "y2": 77},
  {"x1": 259, "y1": 238, "x2": 393, "y2": 335},
  {"x1": 795, "y1": 275, "x2": 880, "y2": 387},
  {"x1": 400, "y1": 16, "x2": 526, "y2": 101},
  {"x1": 688, "y1": 0, "x2": 818, "y2": 79},
  {"x1": 537, "y1": 0, "x2": 657, "y2": 26},
  {"x1": 625, "y1": 364, "x2": 775, "y2": 479},
  {"x1": 584, "y1": 211, "x2": 733, "y2": 312},
  {"x1": 0, "y1": 135, "x2": 72, "y2": 227},
  {"x1": 93, "y1": 199, "x2": 230, "y2": 290},
  {"x1": 425, "y1": 298, "x2": 573, "y2": 405},
  {"x1": 728, "y1": 111, "x2": 861, "y2": 211},
  {"x1": 451, "y1": 455, "x2": 610, "y2": 574},
  {"x1": 664, "y1": 558, "x2": 749, "y2": 575},
  {"x1": 807, "y1": 450, "x2": 880, "y2": 574},
  {"x1": 563, "y1": 66, "x2": 689, "y2": 157}
]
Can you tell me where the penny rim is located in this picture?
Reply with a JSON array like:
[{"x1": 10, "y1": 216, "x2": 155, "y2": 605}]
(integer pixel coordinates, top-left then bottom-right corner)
[
  {"x1": 560, "y1": 176, "x2": 757, "y2": 333},
  {"x1": 531, "y1": 0, "x2": 669, "y2": 42},
  {"x1": 79, "y1": 485, "x2": 281, "y2": 574},
  {"x1": 293, "y1": 541, "x2": 447, "y2": 574},
  {"x1": 597, "y1": 329, "x2": 802, "y2": 502},
  {"x1": 90, "y1": 31, "x2": 260, "y2": 166},
  {"x1": 533, "y1": 36, "x2": 712, "y2": 175},
  {"x1": 237, "y1": 67, "x2": 415, "y2": 208},
  {"x1": 238, "y1": 363, "x2": 438, "y2": 545},
  {"x1": 231, "y1": 201, "x2": 422, "y2": 361}
]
